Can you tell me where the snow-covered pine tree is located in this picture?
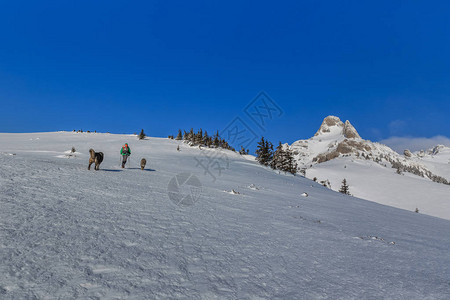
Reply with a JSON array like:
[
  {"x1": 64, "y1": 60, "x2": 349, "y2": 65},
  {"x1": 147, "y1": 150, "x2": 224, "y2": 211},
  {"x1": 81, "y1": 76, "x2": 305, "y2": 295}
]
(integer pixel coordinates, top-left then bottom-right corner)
[{"x1": 339, "y1": 179, "x2": 351, "y2": 195}]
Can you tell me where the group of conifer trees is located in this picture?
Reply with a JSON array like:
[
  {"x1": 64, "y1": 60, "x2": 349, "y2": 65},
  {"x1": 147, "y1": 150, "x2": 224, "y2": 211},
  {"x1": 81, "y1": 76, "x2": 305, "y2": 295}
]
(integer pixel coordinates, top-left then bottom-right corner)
[
  {"x1": 174, "y1": 129, "x2": 235, "y2": 151},
  {"x1": 173, "y1": 130, "x2": 298, "y2": 174},
  {"x1": 255, "y1": 137, "x2": 298, "y2": 174}
]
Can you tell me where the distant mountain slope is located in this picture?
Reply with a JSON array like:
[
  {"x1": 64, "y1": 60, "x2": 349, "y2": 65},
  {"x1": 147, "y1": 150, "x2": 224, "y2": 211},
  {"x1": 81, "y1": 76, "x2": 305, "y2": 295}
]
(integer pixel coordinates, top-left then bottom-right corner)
[
  {"x1": 412, "y1": 145, "x2": 450, "y2": 180},
  {"x1": 288, "y1": 116, "x2": 450, "y2": 219}
]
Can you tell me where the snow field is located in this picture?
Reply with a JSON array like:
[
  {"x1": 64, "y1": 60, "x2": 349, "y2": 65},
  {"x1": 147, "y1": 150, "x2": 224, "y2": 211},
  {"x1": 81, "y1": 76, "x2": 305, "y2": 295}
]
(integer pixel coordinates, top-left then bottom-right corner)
[{"x1": 0, "y1": 132, "x2": 449, "y2": 299}]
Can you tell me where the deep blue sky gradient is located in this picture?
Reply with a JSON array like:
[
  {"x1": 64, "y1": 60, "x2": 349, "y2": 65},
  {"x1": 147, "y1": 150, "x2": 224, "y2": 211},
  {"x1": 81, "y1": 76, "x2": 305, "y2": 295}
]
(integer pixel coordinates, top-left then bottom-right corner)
[{"x1": 1, "y1": 1, "x2": 449, "y2": 149}]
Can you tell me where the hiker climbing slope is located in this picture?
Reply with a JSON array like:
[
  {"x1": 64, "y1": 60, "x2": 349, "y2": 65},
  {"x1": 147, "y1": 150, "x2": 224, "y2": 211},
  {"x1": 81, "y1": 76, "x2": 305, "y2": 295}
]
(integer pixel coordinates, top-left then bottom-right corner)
[{"x1": 121, "y1": 143, "x2": 131, "y2": 168}]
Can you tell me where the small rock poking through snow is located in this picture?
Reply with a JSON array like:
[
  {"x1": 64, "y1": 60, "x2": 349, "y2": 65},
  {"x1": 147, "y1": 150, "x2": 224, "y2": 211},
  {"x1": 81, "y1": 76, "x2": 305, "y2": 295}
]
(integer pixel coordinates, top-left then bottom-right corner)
[
  {"x1": 248, "y1": 184, "x2": 260, "y2": 190},
  {"x1": 1, "y1": 152, "x2": 16, "y2": 156},
  {"x1": 226, "y1": 189, "x2": 241, "y2": 195},
  {"x1": 356, "y1": 236, "x2": 396, "y2": 246}
]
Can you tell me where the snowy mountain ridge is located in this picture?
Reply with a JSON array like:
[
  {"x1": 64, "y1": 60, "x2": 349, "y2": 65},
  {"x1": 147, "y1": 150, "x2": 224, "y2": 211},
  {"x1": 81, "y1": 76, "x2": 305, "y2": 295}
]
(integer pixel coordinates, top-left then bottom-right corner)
[
  {"x1": 291, "y1": 116, "x2": 449, "y2": 184},
  {"x1": 287, "y1": 116, "x2": 450, "y2": 220},
  {"x1": 414, "y1": 144, "x2": 450, "y2": 157}
]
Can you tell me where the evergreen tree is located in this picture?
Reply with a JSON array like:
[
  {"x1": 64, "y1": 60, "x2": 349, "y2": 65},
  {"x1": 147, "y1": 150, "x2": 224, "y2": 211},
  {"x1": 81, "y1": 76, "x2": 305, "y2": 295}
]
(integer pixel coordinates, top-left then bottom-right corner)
[
  {"x1": 239, "y1": 146, "x2": 249, "y2": 155},
  {"x1": 283, "y1": 147, "x2": 298, "y2": 174},
  {"x1": 271, "y1": 142, "x2": 285, "y2": 170},
  {"x1": 265, "y1": 139, "x2": 274, "y2": 166},
  {"x1": 175, "y1": 129, "x2": 183, "y2": 140},
  {"x1": 256, "y1": 137, "x2": 273, "y2": 166},
  {"x1": 138, "y1": 129, "x2": 146, "y2": 140},
  {"x1": 213, "y1": 131, "x2": 220, "y2": 148},
  {"x1": 203, "y1": 131, "x2": 208, "y2": 146},
  {"x1": 196, "y1": 129, "x2": 203, "y2": 145},
  {"x1": 204, "y1": 131, "x2": 212, "y2": 147},
  {"x1": 255, "y1": 137, "x2": 266, "y2": 165},
  {"x1": 339, "y1": 179, "x2": 351, "y2": 195},
  {"x1": 280, "y1": 144, "x2": 290, "y2": 171},
  {"x1": 189, "y1": 128, "x2": 194, "y2": 143},
  {"x1": 239, "y1": 146, "x2": 246, "y2": 155}
]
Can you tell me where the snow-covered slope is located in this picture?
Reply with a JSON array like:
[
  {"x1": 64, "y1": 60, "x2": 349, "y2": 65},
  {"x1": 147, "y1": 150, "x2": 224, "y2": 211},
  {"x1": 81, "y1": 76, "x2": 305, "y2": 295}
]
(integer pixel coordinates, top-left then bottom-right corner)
[
  {"x1": 412, "y1": 145, "x2": 450, "y2": 180},
  {"x1": 289, "y1": 116, "x2": 450, "y2": 220},
  {"x1": 1, "y1": 132, "x2": 450, "y2": 299},
  {"x1": 306, "y1": 158, "x2": 450, "y2": 219}
]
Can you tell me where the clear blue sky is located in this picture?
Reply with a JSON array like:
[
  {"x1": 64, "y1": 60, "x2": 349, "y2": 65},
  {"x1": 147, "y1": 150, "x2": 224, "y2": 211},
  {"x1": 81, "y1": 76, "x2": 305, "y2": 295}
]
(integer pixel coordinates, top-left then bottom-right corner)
[{"x1": 1, "y1": 1, "x2": 449, "y2": 150}]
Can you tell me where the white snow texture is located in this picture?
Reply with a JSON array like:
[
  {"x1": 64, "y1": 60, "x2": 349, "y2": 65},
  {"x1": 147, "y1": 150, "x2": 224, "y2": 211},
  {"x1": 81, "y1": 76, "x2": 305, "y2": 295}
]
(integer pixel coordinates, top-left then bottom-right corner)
[{"x1": 0, "y1": 132, "x2": 449, "y2": 299}]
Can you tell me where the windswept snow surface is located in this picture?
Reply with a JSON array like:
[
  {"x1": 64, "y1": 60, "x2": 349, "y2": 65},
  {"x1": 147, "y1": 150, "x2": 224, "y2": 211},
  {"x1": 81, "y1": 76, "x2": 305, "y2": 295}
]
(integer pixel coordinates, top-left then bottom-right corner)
[{"x1": 1, "y1": 132, "x2": 450, "y2": 299}]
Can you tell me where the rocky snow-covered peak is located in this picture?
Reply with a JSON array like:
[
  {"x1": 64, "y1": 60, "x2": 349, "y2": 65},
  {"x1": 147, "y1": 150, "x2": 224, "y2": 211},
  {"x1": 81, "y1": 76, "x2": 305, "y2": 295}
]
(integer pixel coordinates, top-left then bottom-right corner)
[
  {"x1": 314, "y1": 116, "x2": 361, "y2": 139},
  {"x1": 290, "y1": 116, "x2": 449, "y2": 185},
  {"x1": 314, "y1": 116, "x2": 345, "y2": 136},
  {"x1": 292, "y1": 116, "x2": 388, "y2": 167}
]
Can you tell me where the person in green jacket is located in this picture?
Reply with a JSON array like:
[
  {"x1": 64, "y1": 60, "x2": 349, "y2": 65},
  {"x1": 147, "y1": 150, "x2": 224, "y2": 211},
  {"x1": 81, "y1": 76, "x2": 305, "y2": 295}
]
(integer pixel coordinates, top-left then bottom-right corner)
[{"x1": 120, "y1": 143, "x2": 131, "y2": 168}]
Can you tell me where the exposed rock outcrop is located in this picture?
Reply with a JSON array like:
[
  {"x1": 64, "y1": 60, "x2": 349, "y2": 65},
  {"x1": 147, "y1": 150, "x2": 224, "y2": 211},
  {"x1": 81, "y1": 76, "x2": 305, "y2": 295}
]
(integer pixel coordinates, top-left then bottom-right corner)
[
  {"x1": 343, "y1": 120, "x2": 361, "y2": 139},
  {"x1": 314, "y1": 116, "x2": 344, "y2": 136},
  {"x1": 314, "y1": 116, "x2": 361, "y2": 139},
  {"x1": 313, "y1": 139, "x2": 373, "y2": 163}
]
